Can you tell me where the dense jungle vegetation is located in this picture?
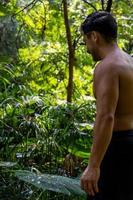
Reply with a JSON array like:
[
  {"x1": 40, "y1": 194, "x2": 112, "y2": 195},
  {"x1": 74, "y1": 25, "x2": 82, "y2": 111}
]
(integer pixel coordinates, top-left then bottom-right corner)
[{"x1": 0, "y1": 0, "x2": 133, "y2": 199}]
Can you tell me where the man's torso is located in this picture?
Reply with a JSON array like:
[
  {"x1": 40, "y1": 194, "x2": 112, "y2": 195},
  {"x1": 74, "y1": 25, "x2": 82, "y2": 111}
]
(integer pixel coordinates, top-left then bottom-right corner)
[{"x1": 94, "y1": 49, "x2": 133, "y2": 131}]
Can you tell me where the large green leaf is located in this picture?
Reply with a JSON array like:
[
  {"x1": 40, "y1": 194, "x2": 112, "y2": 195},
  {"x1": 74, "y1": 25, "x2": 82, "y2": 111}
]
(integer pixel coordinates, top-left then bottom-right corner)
[
  {"x1": 16, "y1": 170, "x2": 86, "y2": 197},
  {"x1": 0, "y1": 161, "x2": 17, "y2": 167}
]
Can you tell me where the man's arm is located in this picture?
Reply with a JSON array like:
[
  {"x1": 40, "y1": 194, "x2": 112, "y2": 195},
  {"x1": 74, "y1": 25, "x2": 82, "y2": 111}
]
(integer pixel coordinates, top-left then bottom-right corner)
[
  {"x1": 89, "y1": 63, "x2": 119, "y2": 168},
  {"x1": 80, "y1": 63, "x2": 119, "y2": 196}
]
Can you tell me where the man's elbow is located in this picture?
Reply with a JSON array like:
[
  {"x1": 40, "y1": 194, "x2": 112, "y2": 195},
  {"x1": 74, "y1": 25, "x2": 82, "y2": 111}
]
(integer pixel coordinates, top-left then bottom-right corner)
[{"x1": 97, "y1": 113, "x2": 114, "y2": 123}]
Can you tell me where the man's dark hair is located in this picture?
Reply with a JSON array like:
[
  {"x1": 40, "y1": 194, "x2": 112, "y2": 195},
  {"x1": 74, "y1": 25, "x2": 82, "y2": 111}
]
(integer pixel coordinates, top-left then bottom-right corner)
[{"x1": 81, "y1": 11, "x2": 117, "y2": 42}]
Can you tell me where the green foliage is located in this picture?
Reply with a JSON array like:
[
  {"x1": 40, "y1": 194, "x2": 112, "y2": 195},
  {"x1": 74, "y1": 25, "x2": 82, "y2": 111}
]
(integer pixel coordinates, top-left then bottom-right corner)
[{"x1": 0, "y1": 0, "x2": 132, "y2": 199}]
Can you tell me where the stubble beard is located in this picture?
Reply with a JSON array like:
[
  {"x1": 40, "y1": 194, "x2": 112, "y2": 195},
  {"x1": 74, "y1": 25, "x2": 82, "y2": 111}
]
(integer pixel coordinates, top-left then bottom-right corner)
[
  {"x1": 91, "y1": 49, "x2": 101, "y2": 62},
  {"x1": 87, "y1": 48, "x2": 100, "y2": 62}
]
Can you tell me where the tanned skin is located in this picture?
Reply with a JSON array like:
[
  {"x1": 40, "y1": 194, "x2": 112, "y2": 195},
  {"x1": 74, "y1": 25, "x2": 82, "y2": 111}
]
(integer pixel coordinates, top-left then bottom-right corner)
[{"x1": 80, "y1": 31, "x2": 133, "y2": 196}]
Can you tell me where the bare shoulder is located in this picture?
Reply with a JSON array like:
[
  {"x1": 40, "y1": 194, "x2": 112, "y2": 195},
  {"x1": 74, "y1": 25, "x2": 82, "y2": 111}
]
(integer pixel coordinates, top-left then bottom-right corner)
[
  {"x1": 94, "y1": 49, "x2": 133, "y2": 77},
  {"x1": 94, "y1": 60, "x2": 119, "y2": 80}
]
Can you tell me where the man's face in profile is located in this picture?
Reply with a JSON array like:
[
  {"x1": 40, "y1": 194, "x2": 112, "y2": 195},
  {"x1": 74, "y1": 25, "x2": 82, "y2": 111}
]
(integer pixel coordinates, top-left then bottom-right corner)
[{"x1": 83, "y1": 32, "x2": 101, "y2": 62}]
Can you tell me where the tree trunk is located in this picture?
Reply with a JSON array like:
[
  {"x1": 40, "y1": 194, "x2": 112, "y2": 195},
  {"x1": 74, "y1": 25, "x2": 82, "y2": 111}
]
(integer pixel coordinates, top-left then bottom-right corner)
[{"x1": 63, "y1": 0, "x2": 75, "y2": 103}]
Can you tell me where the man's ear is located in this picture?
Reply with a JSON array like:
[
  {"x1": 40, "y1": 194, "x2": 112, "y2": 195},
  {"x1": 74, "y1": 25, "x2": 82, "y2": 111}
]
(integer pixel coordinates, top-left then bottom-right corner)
[{"x1": 91, "y1": 31, "x2": 99, "y2": 42}]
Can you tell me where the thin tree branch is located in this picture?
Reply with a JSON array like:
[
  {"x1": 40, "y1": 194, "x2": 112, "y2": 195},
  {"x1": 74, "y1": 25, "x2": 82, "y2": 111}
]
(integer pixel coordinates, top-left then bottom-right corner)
[
  {"x1": 12, "y1": 0, "x2": 38, "y2": 18},
  {"x1": 101, "y1": 0, "x2": 105, "y2": 10},
  {"x1": 82, "y1": 0, "x2": 97, "y2": 11},
  {"x1": 38, "y1": 0, "x2": 47, "y2": 40},
  {"x1": 106, "y1": 0, "x2": 112, "y2": 12},
  {"x1": 63, "y1": 0, "x2": 75, "y2": 102},
  {"x1": 73, "y1": 34, "x2": 82, "y2": 50}
]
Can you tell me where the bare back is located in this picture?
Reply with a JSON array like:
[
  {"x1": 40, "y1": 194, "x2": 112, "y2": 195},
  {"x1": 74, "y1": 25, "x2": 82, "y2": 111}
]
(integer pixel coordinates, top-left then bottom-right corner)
[{"x1": 113, "y1": 51, "x2": 133, "y2": 131}]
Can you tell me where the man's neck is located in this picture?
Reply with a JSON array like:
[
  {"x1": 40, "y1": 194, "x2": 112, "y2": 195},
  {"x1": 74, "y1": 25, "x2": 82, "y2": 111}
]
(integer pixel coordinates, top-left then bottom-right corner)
[{"x1": 99, "y1": 42, "x2": 119, "y2": 60}]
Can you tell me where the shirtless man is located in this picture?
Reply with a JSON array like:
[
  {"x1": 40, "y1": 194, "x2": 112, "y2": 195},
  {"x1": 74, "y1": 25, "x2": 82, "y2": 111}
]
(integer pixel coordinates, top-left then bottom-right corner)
[{"x1": 80, "y1": 11, "x2": 133, "y2": 200}]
